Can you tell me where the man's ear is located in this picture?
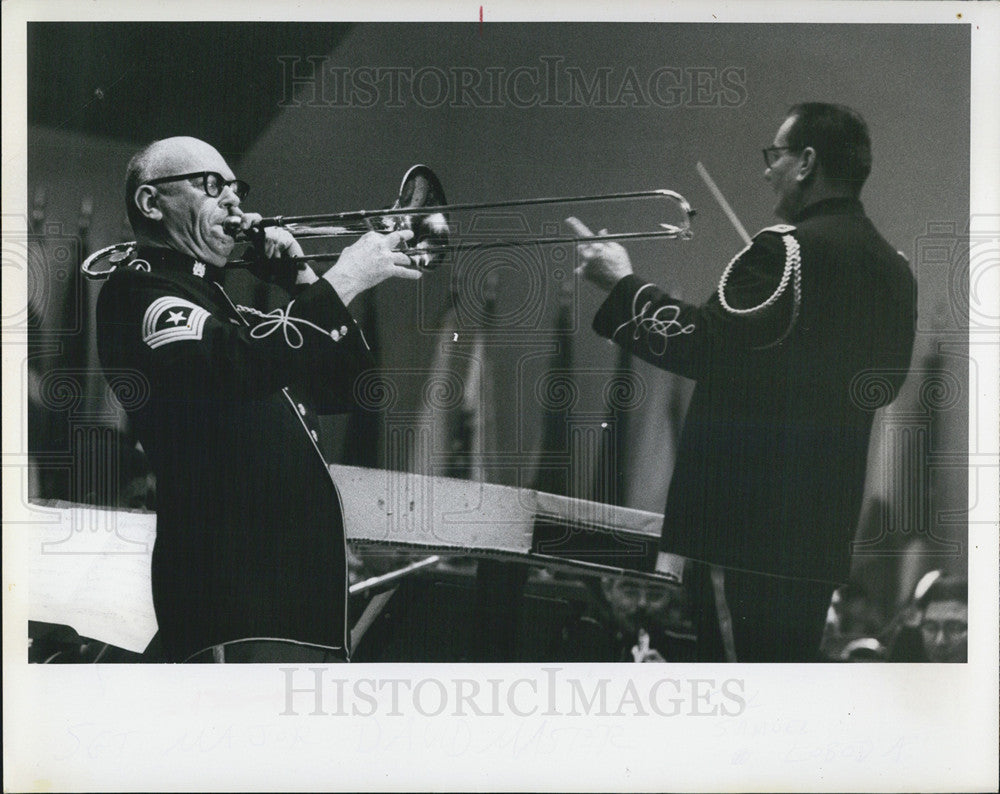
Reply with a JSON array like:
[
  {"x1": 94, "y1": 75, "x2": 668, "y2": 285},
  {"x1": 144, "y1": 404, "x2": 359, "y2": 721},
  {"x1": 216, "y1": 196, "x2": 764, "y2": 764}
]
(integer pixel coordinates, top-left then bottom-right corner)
[
  {"x1": 133, "y1": 185, "x2": 163, "y2": 221},
  {"x1": 796, "y1": 147, "x2": 818, "y2": 183}
]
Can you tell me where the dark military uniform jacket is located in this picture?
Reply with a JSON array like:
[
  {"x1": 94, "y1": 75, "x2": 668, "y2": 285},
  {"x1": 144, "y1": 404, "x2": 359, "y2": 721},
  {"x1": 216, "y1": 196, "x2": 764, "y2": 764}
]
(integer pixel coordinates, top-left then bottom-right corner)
[
  {"x1": 593, "y1": 198, "x2": 916, "y2": 585},
  {"x1": 96, "y1": 247, "x2": 372, "y2": 661}
]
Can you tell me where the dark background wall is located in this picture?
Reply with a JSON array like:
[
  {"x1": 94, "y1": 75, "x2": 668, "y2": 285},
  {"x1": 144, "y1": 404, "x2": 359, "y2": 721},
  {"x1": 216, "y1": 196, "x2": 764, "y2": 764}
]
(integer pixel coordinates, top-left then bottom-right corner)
[{"x1": 27, "y1": 22, "x2": 970, "y2": 603}]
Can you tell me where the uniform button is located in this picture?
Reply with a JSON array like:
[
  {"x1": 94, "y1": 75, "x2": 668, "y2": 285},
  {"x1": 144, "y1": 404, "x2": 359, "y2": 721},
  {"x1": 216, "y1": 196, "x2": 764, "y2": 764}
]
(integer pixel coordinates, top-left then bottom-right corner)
[
  {"x1": 340, "y1": 325, "x2": 348, "y2": 336},
  {"x1": 311, "y1": 430, "x2": 319, "y2": 442},
  {"x1": 331, "y1": 329, "x2": 340, "y2": 341},
  {"x1": 297, "y1": 403, "x2": 306, "y2": 416}
]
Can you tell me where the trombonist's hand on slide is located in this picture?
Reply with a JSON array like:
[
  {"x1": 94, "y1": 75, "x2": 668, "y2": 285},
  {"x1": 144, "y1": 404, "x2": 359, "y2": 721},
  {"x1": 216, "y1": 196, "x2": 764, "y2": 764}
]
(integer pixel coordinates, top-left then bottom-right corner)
[
  {"x1": 566, "y1": 216, "x2": 634, "y2": 293},
  {"x1": 324, "y1": 229, "x2": 422, "y2": 306}
]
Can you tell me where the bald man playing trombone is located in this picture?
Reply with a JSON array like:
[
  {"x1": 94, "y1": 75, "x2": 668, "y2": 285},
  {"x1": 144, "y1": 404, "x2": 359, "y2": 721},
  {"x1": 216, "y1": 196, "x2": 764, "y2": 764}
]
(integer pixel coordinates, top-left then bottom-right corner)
[
  {"x1": 96, "y1": 136, "x2": 420, "y2": 662},
  {"x1": 569, "y1": 103, "x2": 917, "y2": 662}
]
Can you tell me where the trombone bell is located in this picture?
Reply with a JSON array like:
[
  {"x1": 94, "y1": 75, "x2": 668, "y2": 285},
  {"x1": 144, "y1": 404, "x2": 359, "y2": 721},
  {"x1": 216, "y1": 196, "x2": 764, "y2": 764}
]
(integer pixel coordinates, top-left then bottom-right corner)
[{"x1": 381, "y1": 164, "x2": 451, "y2": 268}]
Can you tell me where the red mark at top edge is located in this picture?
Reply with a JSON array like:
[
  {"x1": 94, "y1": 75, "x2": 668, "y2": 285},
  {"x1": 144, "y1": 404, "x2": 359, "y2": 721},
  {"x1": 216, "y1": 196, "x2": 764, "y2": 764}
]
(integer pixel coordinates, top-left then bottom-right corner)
[{"x1": 479, "y1": 6, "x2": 483, "y2": 36}]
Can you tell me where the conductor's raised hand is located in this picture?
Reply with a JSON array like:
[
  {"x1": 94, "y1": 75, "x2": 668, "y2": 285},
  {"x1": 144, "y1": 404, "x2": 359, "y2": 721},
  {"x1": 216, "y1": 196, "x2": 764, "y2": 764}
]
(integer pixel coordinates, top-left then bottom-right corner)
[
  {"x1": 566, "y1": 216, "x2": 634, "y2": 293},
  {"x1": 324, "y1": 229, "x2": 421, "y2": 307}
]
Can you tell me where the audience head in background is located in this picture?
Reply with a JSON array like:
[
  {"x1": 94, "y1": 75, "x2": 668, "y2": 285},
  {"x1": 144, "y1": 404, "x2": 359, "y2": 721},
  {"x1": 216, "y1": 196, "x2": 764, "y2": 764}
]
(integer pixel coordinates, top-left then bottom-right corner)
[{"x1": 917, "y1": 577, "x2": 968, "y2": 663}]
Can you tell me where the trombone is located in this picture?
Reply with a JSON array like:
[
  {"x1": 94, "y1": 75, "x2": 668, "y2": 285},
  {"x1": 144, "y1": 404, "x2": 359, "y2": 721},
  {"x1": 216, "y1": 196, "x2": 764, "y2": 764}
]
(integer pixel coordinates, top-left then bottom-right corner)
[{"x1": 81, "y1": 164, "x2": 696, "y2": 279}]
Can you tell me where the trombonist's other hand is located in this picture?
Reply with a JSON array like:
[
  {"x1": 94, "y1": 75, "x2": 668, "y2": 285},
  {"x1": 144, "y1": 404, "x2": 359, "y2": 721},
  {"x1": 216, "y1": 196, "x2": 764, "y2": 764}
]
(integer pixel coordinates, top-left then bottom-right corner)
[
  {"x1": 260, "y1": 227, "x2": 317, "y2": 285},
  {"x1": 259, "y1": 225, "x2": 304, "y2": 260},
  {"x1": 237, "y1": 213, "x2": 318, "y2": 288},
  {"x1": 566, "y1": 216, "x2": 633, "y2": 293},
  {"x1": 324, "y1": 229, "x2": 421, "y2": 306},
  {"x1": 233, "y1": 211, "x2": 299, "y2": 259}
]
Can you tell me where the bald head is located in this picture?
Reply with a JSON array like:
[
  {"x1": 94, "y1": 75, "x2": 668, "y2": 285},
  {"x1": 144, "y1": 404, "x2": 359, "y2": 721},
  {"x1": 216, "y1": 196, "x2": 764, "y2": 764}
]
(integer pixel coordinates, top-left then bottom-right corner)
[
  {"x1": 125, "y1": 137, "x2": 231, "y2": 235},
  {"x1": 137, "y1": 137, "x2": 227, "y2": 177}
]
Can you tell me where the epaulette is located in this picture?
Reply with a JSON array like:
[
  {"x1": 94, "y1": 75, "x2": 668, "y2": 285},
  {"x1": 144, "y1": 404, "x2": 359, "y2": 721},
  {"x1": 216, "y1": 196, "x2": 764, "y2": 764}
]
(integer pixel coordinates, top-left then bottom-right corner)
[{"x1": 755, "y1": 223, "x2": 796, "y2": 236}]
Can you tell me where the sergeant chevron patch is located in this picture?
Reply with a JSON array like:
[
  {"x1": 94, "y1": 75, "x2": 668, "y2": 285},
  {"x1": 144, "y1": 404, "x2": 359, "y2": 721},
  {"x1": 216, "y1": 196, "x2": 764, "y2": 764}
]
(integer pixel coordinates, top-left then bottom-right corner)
[{"x1": 142, "y1": 296, "x2": 210, "y2": 349}]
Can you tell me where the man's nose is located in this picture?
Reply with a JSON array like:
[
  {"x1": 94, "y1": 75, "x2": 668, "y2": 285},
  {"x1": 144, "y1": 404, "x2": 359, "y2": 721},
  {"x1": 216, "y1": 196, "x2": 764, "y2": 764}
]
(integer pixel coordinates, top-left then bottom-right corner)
[{"x1": 219, "y1": 185, "x2": 241, "y2": 209}]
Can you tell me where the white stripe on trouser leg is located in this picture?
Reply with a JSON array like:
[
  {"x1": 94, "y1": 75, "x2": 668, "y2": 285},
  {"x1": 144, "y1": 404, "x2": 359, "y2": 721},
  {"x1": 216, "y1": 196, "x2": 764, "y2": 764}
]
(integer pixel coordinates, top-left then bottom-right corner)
[{"x1": 710, "y1": 566, "x2": 738, "y2": 663}]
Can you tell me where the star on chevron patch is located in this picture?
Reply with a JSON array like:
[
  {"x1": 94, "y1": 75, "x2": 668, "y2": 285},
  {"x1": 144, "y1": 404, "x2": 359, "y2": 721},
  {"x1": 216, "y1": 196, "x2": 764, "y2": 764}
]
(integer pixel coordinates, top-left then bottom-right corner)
[{"x1": 142, "y1": 296, "x2": 210, "y2": 349}]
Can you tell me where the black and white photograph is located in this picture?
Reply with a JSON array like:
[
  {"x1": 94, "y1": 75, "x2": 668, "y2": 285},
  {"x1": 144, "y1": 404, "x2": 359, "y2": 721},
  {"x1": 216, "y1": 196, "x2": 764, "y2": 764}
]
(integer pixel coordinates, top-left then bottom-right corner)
[{"x1": 3, "y1": 2, "x2": 998, "y2": 791}]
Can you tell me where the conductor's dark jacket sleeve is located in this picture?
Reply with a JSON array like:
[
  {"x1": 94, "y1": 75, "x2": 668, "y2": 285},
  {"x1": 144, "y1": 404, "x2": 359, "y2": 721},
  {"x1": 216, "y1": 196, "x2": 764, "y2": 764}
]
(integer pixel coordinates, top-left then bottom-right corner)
[{"x1": 594, "y1": 230, "x2": 796, "y2": 380}]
